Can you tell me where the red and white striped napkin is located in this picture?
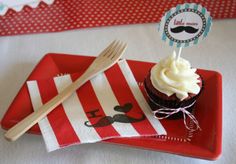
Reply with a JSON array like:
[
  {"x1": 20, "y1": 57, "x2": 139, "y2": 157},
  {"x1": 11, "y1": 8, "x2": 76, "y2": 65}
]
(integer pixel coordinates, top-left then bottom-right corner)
[{"x1": 26, "y1": 59, "x2": 166, "y2": 152}]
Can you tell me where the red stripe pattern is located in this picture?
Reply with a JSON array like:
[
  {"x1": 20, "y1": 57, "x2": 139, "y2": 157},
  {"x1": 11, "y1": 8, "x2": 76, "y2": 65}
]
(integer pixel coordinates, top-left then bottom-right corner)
[
  {"x1": 105, "y1": 64, "x2": 158, "y2": 135},
  {"x1": 71, "y1": 74, "x2": 120, "y2": 139},
  {"x1": 1, "y1": 0, "x2": 236, "y2": 36},
  {"x1": 37, "y1": 78, "x2": 80, "y2": 146},
  {"x1": 27, "y1": 60, "x2": 166, "y2": 151}
]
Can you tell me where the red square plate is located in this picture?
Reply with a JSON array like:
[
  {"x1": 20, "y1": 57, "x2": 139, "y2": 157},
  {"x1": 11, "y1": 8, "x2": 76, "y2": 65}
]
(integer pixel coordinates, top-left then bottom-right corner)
[{"x1": 1, "y1": 53, "x2": 222, "y2": 160}]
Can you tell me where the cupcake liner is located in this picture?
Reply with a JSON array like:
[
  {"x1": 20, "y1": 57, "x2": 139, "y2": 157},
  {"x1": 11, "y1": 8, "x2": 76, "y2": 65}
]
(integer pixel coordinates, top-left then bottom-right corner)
[{"x1": 144, "y1": 75, "x2": 204, "y2": 120}]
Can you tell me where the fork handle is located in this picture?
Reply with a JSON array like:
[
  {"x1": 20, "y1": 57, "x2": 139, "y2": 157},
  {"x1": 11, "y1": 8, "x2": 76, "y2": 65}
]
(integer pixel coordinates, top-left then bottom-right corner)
[{"x1": 4, "y1": 69, "x2": 94, "y2": 141}]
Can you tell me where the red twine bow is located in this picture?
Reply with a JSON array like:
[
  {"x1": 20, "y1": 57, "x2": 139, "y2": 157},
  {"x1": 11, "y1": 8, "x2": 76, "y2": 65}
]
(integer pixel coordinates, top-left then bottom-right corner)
[
  {"x1": 144, "y1": 86, "x2": 201, "y2": 131},
  {"x1": 152, "y1": 101, "x2": 201, "y2": 131}
]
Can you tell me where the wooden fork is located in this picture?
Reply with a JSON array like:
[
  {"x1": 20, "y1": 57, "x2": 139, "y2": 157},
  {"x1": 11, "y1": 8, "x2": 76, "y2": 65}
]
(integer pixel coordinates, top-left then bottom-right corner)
[{"x1": 5, "y1": 40, "x2": 127, "y2": 142}]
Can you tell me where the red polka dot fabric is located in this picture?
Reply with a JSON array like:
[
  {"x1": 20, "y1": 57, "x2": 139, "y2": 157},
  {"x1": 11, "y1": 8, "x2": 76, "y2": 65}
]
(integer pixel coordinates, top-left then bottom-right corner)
[{"x1": 0, "y1": 0, "x2": 236, "y2": 36}]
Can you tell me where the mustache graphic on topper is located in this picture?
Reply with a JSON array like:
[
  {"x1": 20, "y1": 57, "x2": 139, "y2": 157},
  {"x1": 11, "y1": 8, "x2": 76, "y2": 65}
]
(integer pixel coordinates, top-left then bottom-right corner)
[{"x1": 170, "y1": 26, "x2": 199, "y2": 34}]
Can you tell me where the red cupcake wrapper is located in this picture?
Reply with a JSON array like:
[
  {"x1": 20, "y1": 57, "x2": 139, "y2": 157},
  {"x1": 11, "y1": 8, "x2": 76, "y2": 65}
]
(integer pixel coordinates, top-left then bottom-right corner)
[{"x1": 144, "y1": 75, "x2": 204, "y2": 119}]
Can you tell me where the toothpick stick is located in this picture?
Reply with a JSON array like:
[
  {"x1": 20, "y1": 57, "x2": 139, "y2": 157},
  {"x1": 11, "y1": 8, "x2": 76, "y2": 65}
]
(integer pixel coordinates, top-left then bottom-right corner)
[{"x1": 176, "y1": 47, "x2": 182, "y2": 61}]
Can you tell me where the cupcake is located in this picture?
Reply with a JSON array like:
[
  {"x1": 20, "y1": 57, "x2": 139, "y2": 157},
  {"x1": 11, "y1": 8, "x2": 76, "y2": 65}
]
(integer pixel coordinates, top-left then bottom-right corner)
[{"x1": 144, "y1": 51, "x2": 203, "y2": 119}]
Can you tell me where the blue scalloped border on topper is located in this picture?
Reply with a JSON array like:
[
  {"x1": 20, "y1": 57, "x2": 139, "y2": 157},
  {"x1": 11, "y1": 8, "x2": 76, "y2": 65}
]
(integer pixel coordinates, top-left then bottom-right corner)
[{"x1": 158, "y1": 3, "x2": 212, "y2": 48}]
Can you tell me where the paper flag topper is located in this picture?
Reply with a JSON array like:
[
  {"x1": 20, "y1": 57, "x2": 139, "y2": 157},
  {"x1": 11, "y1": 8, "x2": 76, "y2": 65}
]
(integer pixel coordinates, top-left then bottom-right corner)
[{"x1": 158, "y1": 3, "x2": 212, "y2": 48}]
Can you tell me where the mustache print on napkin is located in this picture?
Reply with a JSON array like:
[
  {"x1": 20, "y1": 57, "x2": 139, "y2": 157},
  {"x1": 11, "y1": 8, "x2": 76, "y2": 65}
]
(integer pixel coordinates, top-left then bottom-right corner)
[
  {"x1": 170, "y1": 26, "x2": 199, "y2": 34},
  {"x1": 84, "y1": 103, "x2": 146, "y2": 127}
]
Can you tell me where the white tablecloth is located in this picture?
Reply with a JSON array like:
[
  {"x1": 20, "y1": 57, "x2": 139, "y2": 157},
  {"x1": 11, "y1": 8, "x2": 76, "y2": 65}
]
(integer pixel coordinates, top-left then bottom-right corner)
[{"x1": 0, "y1": 19, "x2": 236, "y2": 164}]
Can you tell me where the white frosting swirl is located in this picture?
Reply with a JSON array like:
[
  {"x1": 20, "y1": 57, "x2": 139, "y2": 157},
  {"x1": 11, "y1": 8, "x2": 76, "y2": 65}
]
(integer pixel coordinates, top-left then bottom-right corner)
[{"x1": 150, "y1": 51, "x2": 200, "y2": 101}]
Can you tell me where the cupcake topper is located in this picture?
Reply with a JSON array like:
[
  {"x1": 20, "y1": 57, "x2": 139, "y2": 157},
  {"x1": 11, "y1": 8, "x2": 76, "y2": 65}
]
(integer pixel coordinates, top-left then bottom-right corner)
[{"x1": 158, "y1": 3, "x2": 212, "y2": 60}]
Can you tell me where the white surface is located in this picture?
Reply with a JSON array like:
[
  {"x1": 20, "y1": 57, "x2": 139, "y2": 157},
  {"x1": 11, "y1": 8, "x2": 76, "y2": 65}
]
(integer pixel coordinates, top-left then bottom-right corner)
[
  {"x1": 1, "y1": 0, "x2": 41, "y2": 6},
  {"x1": 0, "y1": 19, "x2": 236, "y2": 164},
  {"x1": 0, "y1": 0, "x2": 54, "y2": 15}
]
